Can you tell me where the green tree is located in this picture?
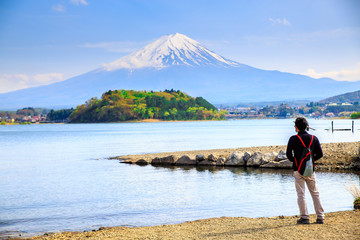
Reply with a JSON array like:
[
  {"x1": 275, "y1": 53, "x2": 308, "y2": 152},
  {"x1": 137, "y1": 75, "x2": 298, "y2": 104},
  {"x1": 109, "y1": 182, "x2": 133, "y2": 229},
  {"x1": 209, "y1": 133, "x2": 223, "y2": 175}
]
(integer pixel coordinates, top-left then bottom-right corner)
[{"x1": 350, "y1": 112, "x2": 360, "y2": 119}]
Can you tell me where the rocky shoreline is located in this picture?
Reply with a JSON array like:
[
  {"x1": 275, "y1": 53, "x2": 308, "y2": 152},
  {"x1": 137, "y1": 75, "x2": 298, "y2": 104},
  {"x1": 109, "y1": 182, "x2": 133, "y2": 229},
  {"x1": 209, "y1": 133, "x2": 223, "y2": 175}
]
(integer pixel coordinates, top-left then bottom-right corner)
[{"x1": 116, "y1": 141, "x2": 360, "y2": 171}]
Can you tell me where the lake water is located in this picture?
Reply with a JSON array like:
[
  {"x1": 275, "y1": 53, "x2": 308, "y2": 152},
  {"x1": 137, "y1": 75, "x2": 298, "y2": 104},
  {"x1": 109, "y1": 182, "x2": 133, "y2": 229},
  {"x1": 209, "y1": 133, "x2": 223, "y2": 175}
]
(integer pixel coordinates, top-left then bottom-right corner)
[{"x1": 0, "y1": 119, "x2": 359, "y2": 237}]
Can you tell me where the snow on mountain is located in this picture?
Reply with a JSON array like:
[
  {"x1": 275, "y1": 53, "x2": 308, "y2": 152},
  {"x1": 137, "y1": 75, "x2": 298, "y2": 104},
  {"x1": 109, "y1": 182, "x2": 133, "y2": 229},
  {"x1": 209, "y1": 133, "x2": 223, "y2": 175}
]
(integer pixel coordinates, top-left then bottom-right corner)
[{"x1": 103, "y1": 33, "x2": 241, "y2": 71}]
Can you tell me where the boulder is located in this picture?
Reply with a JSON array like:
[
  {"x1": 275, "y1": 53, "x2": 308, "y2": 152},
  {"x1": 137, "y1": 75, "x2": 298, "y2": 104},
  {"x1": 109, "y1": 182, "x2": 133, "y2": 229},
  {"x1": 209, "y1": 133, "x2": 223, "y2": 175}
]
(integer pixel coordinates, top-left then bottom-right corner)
[
  {"x1": 151, "y1": 155, "x2": 177, "y2": 165},
  {"x1": 247, "y1": 152, "x2": 263, "y2": 167},
  {"x1": 208, "y1": 154, "x2": 217, "y2": 162},
  {"x1": 243, "y1": 152, "x2": 251, "y2": 163},
  {"x1": 162, "y1": 155, "x2": 177, "y2": 165},
  {"x1": 151, "y1": 157, "x2": 162, "y2": 165},
  {"x1": 262, "y1": 152, "x2": 277, "y2": 163},
  {"x1": 216, "y1": 157, "x2": 226, "y2": 166},
  {"x1": 196, "y1": 154, "x2": 205, "y2": 163},
  {"x1": 175, "y1": 155, "x2": 196, "y2": 165},
  {"x1": 276, "y1": 150, "x2": 287, "y2": 161},
  {"x1": 135, "y1": 159, "x2": 149, "y2": 165},
  {"x1": 350, "y1": 159, "x2": 360, "y2": 170},
  {"x1": 225, "y1": 151, "x2": 246, "y2": 166},
  {"x1": 260, "y1": 159, "x2": 293, "y2": 169}
]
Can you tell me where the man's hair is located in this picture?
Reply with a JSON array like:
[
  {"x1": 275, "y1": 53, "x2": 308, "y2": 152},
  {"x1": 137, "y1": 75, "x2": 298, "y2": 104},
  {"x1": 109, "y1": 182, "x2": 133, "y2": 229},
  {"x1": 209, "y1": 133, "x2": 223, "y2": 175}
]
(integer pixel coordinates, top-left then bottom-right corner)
[{"x1": 295, "y1": 117, "x2": 309, "y2": 131}]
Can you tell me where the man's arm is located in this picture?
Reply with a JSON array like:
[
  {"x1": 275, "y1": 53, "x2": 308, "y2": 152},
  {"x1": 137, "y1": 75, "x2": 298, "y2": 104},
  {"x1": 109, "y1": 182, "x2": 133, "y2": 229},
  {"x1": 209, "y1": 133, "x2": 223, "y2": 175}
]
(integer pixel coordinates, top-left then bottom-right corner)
[
  {"x1": 286, "y1": 136, "x2": 295, "y2": 162},
  {"x1": 312, "y1": 136, "x2": 323, "y2": 161}
]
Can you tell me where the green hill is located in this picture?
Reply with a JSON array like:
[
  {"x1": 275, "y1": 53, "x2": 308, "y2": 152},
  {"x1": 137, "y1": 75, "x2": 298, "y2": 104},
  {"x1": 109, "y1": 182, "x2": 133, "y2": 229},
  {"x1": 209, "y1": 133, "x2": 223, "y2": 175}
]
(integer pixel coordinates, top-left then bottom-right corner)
[
  {"x1": 69, "y1": 89, "x2": 227, "y2": 123},
  {"x1": 319, "y1": 90, "x2": 360, "y2": 104}
]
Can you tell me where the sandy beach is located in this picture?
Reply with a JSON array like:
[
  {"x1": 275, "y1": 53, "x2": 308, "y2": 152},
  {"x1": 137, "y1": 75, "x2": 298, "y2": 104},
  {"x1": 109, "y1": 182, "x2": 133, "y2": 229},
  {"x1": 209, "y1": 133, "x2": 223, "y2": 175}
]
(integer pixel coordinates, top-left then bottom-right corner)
[{"x1": 24, "y1": 210, "x2": 360, "y2": 240}]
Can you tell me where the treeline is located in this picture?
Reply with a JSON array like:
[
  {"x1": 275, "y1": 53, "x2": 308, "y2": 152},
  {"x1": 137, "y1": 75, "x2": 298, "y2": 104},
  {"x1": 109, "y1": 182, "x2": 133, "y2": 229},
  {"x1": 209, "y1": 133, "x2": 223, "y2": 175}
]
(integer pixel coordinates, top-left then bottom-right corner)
[
  {"x1": 16, "y1": 107, "x2": 49, "y2": 116},
  {"x1": 47, "y1": 108, "x2": 74, "y2": 121},
  {"x1": 325, "y1": 104, "x2": 360, "y2": 114},
  {"x1": 69, "y1": 89, "x2": 227, "y2": 123},
  {"x1": 351, "y1": 112, "x2": 360, "y2": 119}
]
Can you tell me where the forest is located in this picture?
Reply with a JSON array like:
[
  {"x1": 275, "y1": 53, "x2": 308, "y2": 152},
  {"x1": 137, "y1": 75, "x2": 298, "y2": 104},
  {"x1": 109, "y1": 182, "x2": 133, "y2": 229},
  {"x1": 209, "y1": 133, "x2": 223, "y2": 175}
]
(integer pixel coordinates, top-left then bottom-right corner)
[{"x1": 69, "y1": 89, "x2": 227, "y2": 123}]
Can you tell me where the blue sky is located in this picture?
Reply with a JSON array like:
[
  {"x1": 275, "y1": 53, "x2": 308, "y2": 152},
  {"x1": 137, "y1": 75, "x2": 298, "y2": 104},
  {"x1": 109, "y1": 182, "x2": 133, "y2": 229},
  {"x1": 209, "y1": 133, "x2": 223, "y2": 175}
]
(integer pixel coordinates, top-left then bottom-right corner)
[{"x1": 0, "y1": 0, "x2": 359, "y2": 93}]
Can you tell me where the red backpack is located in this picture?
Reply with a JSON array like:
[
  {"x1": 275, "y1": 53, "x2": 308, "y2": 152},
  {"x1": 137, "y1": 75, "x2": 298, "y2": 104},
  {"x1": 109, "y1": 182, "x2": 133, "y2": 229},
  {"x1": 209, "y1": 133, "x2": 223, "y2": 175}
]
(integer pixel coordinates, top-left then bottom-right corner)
[{"x1": 295, "y1": 135, "x2": 314, "y2": 177}]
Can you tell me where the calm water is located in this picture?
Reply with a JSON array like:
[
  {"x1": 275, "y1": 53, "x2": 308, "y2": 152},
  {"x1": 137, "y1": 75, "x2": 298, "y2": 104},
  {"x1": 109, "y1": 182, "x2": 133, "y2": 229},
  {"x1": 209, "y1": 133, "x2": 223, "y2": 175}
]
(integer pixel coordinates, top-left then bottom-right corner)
[{"x1": 0, "y1": 119, "x2": 359, "y2": 237}]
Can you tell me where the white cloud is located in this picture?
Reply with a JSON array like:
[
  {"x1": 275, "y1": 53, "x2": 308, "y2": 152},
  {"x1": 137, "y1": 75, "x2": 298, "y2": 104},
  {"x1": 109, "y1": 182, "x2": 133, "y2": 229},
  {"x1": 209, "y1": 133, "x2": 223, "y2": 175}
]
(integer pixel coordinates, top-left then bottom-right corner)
[
  {"x1": 52, "y1": 4, "x2": 66, "y2": 12},
  {"x1": 0, "y1": 73, "x2": 65, "y2": 93},
  {"x1": 70, "y1": 0, "x2": 88, "y2": 6},
  {"x1": 303, "y1": 62, "x2": 360, "y2": 81},
  {"x1": 269, "y1": 18, "x2": 291, "y2": 26},
  {"x1": 81, "y1": 41, "x2": 149, "y2": 53}
]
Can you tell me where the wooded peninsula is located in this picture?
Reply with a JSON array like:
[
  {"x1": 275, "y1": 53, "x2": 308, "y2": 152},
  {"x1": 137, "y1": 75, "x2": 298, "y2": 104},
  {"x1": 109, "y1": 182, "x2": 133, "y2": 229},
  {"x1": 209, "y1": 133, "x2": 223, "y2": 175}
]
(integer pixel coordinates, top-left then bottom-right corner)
[{"x1": 69, "y1": 89, "x2": 228, "y2": 123}]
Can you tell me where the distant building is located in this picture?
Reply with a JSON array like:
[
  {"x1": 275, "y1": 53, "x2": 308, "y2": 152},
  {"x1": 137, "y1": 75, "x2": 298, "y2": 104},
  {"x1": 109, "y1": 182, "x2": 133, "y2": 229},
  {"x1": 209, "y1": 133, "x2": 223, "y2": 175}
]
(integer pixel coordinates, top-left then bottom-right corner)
[{"x1": 325, "y1": 112, "x2": 335, "y2": 118}]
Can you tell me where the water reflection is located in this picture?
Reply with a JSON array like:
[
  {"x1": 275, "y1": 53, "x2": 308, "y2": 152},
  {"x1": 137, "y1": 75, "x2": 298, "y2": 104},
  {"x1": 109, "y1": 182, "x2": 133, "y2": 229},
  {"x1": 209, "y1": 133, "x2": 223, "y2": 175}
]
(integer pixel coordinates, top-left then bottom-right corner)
[{"x1": 153, "y1": 164, "x2": 295, "y2": 176}]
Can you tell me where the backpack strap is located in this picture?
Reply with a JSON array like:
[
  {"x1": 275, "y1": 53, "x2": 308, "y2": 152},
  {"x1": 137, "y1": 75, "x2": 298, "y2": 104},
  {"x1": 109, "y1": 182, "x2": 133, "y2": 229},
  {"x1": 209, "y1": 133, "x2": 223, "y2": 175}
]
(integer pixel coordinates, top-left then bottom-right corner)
[
  {"x1": 309, "y1": 135, "x2": 314, "y2": 148},
  {"x1": 296, "y1": 135, "x2": 306, "y2": 147},
  {"x1": 296, "y1": 134, "x2": 313, "y2": 148}
]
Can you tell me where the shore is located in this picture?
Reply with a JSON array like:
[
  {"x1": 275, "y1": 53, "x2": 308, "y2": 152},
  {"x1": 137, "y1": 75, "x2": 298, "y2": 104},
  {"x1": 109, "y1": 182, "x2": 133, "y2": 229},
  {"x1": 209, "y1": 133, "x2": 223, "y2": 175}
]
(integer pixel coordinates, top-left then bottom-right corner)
[
  {"x1": 23, "y1": 210, "x2": 360, "y2": 240},
  {"x1": 116, "y1": 141, "x2": 360, "y2": 171}
]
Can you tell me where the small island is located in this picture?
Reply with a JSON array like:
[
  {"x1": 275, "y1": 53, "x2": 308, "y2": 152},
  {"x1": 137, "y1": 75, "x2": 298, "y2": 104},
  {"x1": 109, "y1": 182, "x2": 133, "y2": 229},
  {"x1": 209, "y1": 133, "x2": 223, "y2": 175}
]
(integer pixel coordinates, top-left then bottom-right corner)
[{"x1": 69, "y1": 89, "x2": 228, "y2": 123}]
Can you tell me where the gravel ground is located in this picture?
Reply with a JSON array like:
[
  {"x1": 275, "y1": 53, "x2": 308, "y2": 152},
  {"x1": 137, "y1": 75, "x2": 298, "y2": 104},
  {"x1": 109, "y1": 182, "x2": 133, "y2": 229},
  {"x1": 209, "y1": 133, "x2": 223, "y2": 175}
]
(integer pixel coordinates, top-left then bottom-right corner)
[{"x1": 26, "y1": 210, "x2": 360, "y2": 240}]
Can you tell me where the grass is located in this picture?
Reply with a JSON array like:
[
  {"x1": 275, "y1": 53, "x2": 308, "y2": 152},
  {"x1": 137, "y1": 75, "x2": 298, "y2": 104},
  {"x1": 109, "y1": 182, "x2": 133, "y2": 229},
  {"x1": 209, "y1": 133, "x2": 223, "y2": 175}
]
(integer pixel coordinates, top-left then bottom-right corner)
[{"x1": 345, "y1": 177, "x2": 360, "y2": 209}]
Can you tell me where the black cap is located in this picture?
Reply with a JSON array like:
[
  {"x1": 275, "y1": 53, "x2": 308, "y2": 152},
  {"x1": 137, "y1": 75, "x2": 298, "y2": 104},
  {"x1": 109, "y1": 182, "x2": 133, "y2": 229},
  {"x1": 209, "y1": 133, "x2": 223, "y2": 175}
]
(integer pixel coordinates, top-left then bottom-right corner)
[{"x1": 294, "y1": 117, "x2": 309, "y2": 131}]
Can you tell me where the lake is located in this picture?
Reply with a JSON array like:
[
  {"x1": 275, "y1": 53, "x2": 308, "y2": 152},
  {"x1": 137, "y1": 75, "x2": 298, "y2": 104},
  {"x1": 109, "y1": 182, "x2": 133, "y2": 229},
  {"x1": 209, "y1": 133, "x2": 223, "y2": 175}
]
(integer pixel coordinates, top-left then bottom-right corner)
[{"x1": 0, "y1": 119, "x2": 359, "y2": 237}]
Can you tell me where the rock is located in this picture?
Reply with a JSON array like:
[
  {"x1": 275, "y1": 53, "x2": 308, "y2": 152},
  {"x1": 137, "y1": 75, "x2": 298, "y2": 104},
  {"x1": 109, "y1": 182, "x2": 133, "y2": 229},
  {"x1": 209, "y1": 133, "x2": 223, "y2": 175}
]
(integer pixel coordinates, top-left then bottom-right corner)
[
  {"x1": 151, "y1": 155, "x2": 177, "y2": 165},
  {"x1": 354, "y1": 198, "x2": 360, "y2": 209},
  {"x1": 175, "y1": 155, "x2": 196, "y2": 165},
  {"x1": 151, "y1": 157, "x2": 162, "y2": 165},
  {"x1": 225, "y1": 151, "x2": 246, "y2": 166},
  {"x1": 261, "y1": 159, "x2": 293, "y2": 169},
  {"x1": 262, "y1": 152, "x2": 277, "y2": 162},
  {"x1": 350, "y1": 159, "x2": 360, "y2": 170},
  {"x1": 208, "y1": 154, "x2": 217, "y2": 162},
  {"x1": 276, "y1": 150, "x2": 287, "y2": 161},
  {"x1": 135, "y1": 159, "x2": 149, "y2": 165},
  {"x1": 243, "y1": 152, "x2": 251, "y2": 162},
  {"x1": 196, "y1": 154, "x2": 205, "y2": 163},
  {"x1": 163, "y1": 155, "x2": 177, "y2": 165},
  {"x1": 216, "y1": 157, "x2": 226, "y2": 166},
  {"x1": 247, "y1": 152, "x2": 263, "y2": 167}
]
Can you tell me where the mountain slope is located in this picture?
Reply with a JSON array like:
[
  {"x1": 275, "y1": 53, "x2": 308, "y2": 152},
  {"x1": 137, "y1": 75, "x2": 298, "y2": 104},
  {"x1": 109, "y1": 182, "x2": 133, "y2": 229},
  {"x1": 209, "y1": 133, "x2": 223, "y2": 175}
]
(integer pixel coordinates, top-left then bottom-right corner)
[
  {"x1": 319, "y1": 90, "x2": 360, "y2": 104},
  {"x1": 1, "y1": 33, "x2": 360, "y2": 110}
]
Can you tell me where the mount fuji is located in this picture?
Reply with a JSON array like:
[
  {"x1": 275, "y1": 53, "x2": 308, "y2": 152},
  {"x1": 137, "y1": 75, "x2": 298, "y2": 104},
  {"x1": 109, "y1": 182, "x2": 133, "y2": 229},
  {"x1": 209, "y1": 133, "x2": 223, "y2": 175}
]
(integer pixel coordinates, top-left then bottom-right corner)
[{"x1": 1, "y1": 33, "x2": 360, "y2": 109}]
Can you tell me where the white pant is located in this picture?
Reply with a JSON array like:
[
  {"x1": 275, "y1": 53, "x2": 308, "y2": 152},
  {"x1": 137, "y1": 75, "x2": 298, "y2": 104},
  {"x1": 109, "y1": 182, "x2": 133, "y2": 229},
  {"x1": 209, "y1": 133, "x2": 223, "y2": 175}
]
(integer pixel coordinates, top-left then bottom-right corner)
[{"x1": 294, "y1": 171, "x2": 325, "y2": 220}]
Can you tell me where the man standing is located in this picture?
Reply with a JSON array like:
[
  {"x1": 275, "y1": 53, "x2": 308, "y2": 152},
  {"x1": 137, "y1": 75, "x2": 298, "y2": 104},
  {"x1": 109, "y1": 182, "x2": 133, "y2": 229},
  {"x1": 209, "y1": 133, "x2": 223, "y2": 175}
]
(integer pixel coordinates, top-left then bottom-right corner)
[{"x1": 286, "y1": 117, "x2": 325, "y2": 224}]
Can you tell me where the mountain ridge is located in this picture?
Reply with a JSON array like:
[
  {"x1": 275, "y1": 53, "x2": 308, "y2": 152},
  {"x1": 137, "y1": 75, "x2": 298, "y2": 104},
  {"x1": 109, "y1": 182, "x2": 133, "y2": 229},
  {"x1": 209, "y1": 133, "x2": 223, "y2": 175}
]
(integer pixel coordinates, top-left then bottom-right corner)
[
  {"x1": 1, "y1": 33, "x2": 360, "y2": 110},
  {"x1": 319, "y1": 90, "x2": 360, "y2": 104},
  {"x1": 102, "y1": 33, "x2": 241, "y2": 71}
]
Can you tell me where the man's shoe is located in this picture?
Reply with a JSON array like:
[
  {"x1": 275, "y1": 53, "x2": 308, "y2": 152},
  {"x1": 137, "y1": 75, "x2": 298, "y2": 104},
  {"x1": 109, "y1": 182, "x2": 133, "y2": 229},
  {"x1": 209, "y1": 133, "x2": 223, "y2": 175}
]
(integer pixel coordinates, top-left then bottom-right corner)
[
  {"x1": 297, "y1": 218, "x2": 309, "y2": 224},
  {"x1": 315, "y1": 219, "x2": 324, "y2": 224}
]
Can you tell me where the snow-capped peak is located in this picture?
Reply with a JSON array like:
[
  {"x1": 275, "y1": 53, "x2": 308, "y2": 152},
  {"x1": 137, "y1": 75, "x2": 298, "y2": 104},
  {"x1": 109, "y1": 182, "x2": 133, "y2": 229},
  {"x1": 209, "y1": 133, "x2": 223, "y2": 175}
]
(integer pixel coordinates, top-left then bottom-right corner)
[{"x1": 103, "y1": 33, "x2": 241, "y2": 71}]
